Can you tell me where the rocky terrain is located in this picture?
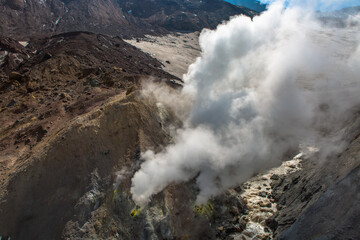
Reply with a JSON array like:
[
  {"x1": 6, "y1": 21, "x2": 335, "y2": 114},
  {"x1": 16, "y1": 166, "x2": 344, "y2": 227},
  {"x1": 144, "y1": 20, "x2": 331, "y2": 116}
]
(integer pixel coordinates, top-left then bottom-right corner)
[
  {"x1": 0, "y1": 1, "x2": 360, "y2": 240},
  {"x1": 0, "y1": 30, "x2": 251, "y2": 239},
  {"x1": 268, "y1": 115, "x2": 360, "y2": 239},
  {"x1": 0, "y1": 31, "x2": 177, "y2": 167},
  {"x1": 0, "y1": 1, "x2": 256, "y2": 239},
  {"x1": 2, "y1": 29, "x2": 359, "y2": 240},
  {"x1": 0, "y1": 0, "x2": 255, "y2": 40}
]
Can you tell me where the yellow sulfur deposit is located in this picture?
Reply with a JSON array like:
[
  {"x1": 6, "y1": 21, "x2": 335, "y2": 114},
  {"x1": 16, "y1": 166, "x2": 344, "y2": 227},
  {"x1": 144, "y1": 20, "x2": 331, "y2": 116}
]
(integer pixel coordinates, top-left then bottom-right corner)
[
  {"x1": 112, "y1": 190, "x2": 118, "y2": 201},
  {"x1": 193, "y1": 201, "x2": 213, "y2": 218},
  {"x1": 130, "y1": 206, "x2": 141, "y2": 217}
]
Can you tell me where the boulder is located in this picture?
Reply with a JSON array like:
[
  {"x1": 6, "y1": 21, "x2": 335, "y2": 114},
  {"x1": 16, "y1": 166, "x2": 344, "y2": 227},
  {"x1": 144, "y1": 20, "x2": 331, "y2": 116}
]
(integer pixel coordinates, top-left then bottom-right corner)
[{"x1": 8, "y1": 72, "x2": 23, "y2": 82}]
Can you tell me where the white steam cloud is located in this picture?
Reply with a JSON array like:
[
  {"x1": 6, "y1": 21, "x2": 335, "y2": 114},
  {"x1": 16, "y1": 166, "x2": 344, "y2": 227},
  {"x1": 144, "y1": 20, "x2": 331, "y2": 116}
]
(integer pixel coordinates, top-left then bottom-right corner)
[{"x1": 131, "y1": 2, "x2": 360, "y2": 205}]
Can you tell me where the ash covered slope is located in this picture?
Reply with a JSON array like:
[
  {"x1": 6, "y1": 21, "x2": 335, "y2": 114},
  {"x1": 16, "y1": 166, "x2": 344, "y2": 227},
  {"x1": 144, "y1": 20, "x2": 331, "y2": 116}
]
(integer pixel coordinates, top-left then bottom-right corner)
[{"x1": 0, "y1": 0, "x2": 255, "y2": 39}]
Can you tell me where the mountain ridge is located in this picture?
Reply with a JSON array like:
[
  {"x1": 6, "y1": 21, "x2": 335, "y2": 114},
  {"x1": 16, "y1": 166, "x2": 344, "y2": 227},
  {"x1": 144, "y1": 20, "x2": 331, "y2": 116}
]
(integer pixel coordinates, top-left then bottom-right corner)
[{"x1": 0, "y1": 0, "x2": 256, "y2": 40}]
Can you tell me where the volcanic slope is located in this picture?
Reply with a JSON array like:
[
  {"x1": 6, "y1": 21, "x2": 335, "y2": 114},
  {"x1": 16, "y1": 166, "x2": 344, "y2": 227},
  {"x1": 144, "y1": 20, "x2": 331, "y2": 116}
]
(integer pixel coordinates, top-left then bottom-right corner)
[
  {"x1": 0, "y1": 32, "x2": 170, "y2": 239},
  {"x1": 0, "y1": 31, "x2": 251, "y2": 240},
  {"x1": 0, "y1": 31, "x2": 177, "y2": 192},
  {"x1": 0, "y1": 0, "x2": 256, "y2": 40}
]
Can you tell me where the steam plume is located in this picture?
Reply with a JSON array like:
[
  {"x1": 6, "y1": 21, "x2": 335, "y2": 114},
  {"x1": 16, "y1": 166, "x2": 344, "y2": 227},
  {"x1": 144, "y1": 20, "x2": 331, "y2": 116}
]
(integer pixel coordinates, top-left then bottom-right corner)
[{"x1": 131, "y1": 1, "x2": 360, "y2": 206}]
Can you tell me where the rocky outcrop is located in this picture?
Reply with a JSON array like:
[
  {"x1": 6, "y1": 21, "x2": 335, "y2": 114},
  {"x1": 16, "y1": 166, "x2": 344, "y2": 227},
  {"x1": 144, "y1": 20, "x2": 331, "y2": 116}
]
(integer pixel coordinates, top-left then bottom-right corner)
[
  {"x1": 280, "y1": 164, "x2": 360, "y2": 240},
  {"x1": 269, "y1": 115, "x2": 360, "y2": 239},
  {"x1": 0, "y1": 36, "x2": 30, "y2": 74}
]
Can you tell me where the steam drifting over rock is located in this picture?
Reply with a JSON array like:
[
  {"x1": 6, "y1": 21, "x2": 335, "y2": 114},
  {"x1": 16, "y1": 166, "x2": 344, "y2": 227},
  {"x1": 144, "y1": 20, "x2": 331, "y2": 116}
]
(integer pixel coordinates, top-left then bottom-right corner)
[{"x1": 131, "y1": 1, "x2": 360, "y2": 206}]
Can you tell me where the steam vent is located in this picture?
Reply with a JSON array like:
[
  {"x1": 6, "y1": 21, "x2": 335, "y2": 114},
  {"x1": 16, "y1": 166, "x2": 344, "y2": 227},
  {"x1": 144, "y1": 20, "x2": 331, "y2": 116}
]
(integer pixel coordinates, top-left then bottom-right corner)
[{"x1": 0, "y1": 0, "x2": 359, "y2": 239}]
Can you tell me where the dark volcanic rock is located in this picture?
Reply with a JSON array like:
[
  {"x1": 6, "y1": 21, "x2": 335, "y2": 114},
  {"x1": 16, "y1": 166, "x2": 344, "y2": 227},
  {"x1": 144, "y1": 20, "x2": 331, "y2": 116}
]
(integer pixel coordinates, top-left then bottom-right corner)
[
  {"x1": 280, "y1": 165, "x2": 360, "y2": 240},
  {"x1": 271, "y1": 115, "x2": 360, "y2": 239},
  {"x1": 0, "y1": 0, "x2": 256, "y2": 39},
  {"x1": 0, "y1": 36, "x2": 30, "y2": 74},
  {"x1": 119, "y1": 0, "x2": 255, "y2": 32}
]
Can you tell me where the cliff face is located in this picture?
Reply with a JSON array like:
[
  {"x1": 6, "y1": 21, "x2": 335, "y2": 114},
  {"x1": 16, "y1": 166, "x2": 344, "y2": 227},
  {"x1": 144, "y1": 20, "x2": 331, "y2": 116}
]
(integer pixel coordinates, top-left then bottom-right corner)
[
  {"x1": 0, "y1": 0, "x2": 255, "y2": 39},
  {"x1": 281, "y1": 164, "x2": 360, "y2": 240},
  {"x1": 268, "y1": 115, "x2": 360, "y2": 239}
]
